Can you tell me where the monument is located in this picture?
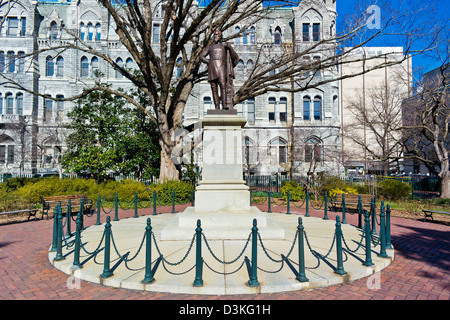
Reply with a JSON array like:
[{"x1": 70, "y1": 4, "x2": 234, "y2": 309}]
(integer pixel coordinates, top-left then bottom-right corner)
[{"x1": 161, "y1": 31, "x2": 285, "y2": 240}]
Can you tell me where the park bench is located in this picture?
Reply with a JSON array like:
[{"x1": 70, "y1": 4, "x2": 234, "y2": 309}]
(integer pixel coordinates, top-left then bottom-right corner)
[
  {"x1": 0, "y1": 209, "x2": 40, "y2": 221},
  {"x1": 422, "y1": 209, "x2": 450, "y2": 222},
  {"x1": 330, "y1": 193, "x2": 376, "y2": 212},
  {"x1": 42, "y1": 194, "x2": 93, "y2": 220}
]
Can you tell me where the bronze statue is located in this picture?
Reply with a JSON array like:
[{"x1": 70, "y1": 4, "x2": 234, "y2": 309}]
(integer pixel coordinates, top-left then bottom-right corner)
[{"x1": 200, "y1": 30, "x2": 239, "y2": 111}]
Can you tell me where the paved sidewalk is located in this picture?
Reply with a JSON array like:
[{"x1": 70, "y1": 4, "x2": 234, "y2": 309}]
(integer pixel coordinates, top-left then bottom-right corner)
[{"x1": 0, "y1": 204, "x2": 449, "y2": 300}]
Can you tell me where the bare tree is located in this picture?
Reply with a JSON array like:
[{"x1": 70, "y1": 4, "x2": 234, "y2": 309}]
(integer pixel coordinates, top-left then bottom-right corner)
[{"x1": 0, "y1": 0, "x2": 444, "y2": 181}]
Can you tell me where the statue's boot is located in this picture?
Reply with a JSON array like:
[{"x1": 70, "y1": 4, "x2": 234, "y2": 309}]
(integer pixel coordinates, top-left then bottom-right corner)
[{"x1": 212, "y1": 85, "x2": 221, "y2": 109}]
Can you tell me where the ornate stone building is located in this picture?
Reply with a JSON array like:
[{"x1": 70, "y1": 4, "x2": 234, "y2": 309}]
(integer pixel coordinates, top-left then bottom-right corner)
[{"x1": 0, "y1": 0, "x2": 342, "y2": 178}]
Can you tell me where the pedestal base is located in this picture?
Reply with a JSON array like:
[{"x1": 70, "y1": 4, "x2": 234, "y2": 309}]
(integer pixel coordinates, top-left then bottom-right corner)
[{"x1": 160, "y1": 207, "x2": 286, "y2": 240}]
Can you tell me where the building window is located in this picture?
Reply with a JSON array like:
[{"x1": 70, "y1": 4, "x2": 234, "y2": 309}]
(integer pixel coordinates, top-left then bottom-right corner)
[
  {"x1": 235, "y1": 26, "x2": 240, "y2": 44},
  {"x1": 80, "y1": 23, "x2": 85, "y2": 40},
  {"x1": 50, "y1": 21, "x2": 58, "y2": 40},
  {"x1": 46, "y1": 56, "x2": 54, "y2": 76},
  {"x1": 153, "y1": 24, "x2": 160, "y2": 43},
  {"x1": 268, "y1": 97, "x2": 276, "y2": 122},
  {"x1": 7, "y1": 17, "x2": 18, "y2": 36},
  {"x1": 302, "y1": 23, "x2": 309, "y2": 41},
  {"x1": 279, "y1": 97, "x2": 287, "y2": 122},
  {"x1": 91, "y1": 57, "x2": 99, "y2": 77},
  {"x1": 274, "y1": 27, "x2": 282, "y2": 45},
  {"x1": 126, "y1": 58, "x2": 133, "y2": 70},
  {"x1": 56, "y1": 95, "x2": 64, "y2": 121},
  {"x1": 303, "y1": 96, "x2": 310, "y2": 120},
  {"x1": 81, "y1": 57, "x2": 89, "y2": 77},
  {"x1": 250, "y1": 26, "x2": 256, "y2": 44},
  {"x1": 44, "y1": 96, "x2": 52, "y2": 122},
  {"x1": 305, "y1": 137, "x2": 322, "y2": 163},
  {"x1": 269, "y1": 137, "x2": 287, "y2": 165},
  {"x1": 247, "y1": 98, "x2": 255, "y2": 124},
  {"x1": 314, "y1": 96, "x2": 322, "y2": 120},
  {"x1": 17, "y1": 51, "x2": 25, "y2": 73},
  {"x1": 7, "y1": 145, "x2": 14, "y2": 164},
  {"x1": 7, "y1": 51, "x2": 15, "y2": 73},
  {"x1": 5, "y1": 93, "x2": 13, "y2": 114},
  {"x1": 243, "y1": 28, "x2": 248, "y2": 45},
  {"x1": 115, "y1": 58, "x2": 123, "y2": 78},
  {"x1": 0, "y1": 94, "x2": 3, "y2": 114},
  {"x1": 176, "y1": 57, "x2": 183, "y2": 78},
  {"x1": 56, "y1": 56, "x2": 64, "y2": 77},
  {"x1": 96, "y1": 23, "x2": 101, "y2": 41},
  {"x1": 20, "y1": 17, "x2": 26, "y2": 36},
  {"x1": 0, "y1": 51, "x2": 5, "y2": 72},
  {"x1": 87, "y1": 23, "x2": 94, "y2": 41},
  {"x1": 313, "y1": 23, "x2": 320, "y2": 41},
  {"x1": 16, "y1": 93, "x2": 23, "y2": 115}
]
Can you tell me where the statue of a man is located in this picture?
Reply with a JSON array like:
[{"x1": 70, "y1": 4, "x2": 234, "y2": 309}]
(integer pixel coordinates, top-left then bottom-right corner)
[{"x1": 200, "y1": 30, "x2": 239, "y2": 110}]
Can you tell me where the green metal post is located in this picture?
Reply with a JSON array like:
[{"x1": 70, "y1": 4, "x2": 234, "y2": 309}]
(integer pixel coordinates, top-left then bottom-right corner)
[
  {"x1": 305, "y1": 188, "x2": 310, "y2": 217},
  {"x1": 72, "y1": 212, "x2": 82, "y2": 270},
  {"x1": 378, "y1": 202, "x2": 388, "y2": 258},
  {"x1": 268, "y1": 191, "x2": 272, "y2": 213},
  {"x1": 171, "y1": 190, "x2": 176, "y2": 213},
  {"x1": 50, "y1": 205, "x2": 59, "y2": 252},
  {"x1": 371, "y1": 198, "x2": 377, "y2": 236},
  {"x1": 193, "y1": 219, "x2": 203, "y2": 287},
  {"x1": 95, "y1": 195, "x2": 101, "y2": 225},
  {"x1": 248, "y1": 219, "x2": 260, "y2": 287},
  {"x1": 287, "y1": 190, "x2": 291, "y2": 215},
  {"x1": 386, "y1": 204, "x2": 392, "y2": 249},
  {"x1": 341, "y1": 194, "x2": 347, "y2": 224},
  {"x1": 323, "y1": 192, "x2": 329, "y2": 220},
  {"x1": 362, "y1": 210, "x2": 374, "y2": 267},
  {"x1": 296, "y1": 217, "x2": 309, "y2": 282},
  {"x1": 153, "y1": 190, "x2": 157, "y2": 215},
  {"x1": 142, "y1": 218, "x2": 155, "y2": 284},
  {"x1": 334, "y1": 216, "x2": 347, "y2": 276},
  {"x1": 114, "y1": 192, "x2": 119, "y2": 221},
  {"x1": 100, "y1": 216, "x2": 113, "y2": 278},
  {"x1": 134, "y1": 191, "x2": 138, "y2": 218},
  {"x1": 54, "y1": 206, "x2": 65, "y2": 261},
  {"x1": 357, "y1": 195, "x2": 363, "y2": 228},
  {"x1": 80, "y1": 197, "x2": 84, "y2": 230},
  {"x1": 191, "y1": 189, "x2": 194, "y2": 207},
  {"x1": 66, "y1": 199, "x2": 72, "y2": 237}
]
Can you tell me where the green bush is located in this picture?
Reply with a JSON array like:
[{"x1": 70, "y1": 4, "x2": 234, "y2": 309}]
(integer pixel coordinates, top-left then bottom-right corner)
[
  {"x1": 281, "y1": 180, "x2": 305, "y2": 201},
  {"x1": 377, "y1": 179, "x2": 412, "y2": 200},
  {"x1": 147, "y1": 180, "x2": 194, "y2": 204}
]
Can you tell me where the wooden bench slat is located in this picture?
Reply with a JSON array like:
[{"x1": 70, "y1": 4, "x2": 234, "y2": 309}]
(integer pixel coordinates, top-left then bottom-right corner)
[{"x1": 41, "y1": 194, "x2": 93, "y2": 220}]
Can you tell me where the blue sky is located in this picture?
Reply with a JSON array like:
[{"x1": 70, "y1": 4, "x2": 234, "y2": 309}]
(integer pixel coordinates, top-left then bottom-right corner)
[{"x1": 336, "y1": 0, "x2": 450, "y2": 74}]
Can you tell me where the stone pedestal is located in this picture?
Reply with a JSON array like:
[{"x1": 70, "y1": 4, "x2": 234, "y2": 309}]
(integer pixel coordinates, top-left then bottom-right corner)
[{"x1": 161, "y1": 114, "x2": 285, "y2": 240}]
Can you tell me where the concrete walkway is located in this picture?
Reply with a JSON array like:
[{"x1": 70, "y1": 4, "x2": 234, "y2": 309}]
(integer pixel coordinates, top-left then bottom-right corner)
[
  {"x1": 48, "y1": 211, "x2": 394, "y2": 295},
  {"x1": 0, "y1": 204, "x2": 449, "y2": 300}
]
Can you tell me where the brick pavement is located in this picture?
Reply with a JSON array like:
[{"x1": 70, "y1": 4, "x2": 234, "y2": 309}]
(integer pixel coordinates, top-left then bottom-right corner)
[{"x1": 0, "y1": 204, "x2": 449, "y2": 301}]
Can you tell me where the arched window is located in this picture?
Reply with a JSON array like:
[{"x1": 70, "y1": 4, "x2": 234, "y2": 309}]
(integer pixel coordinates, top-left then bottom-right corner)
[
  {"x1": 91, "y1": 57, "x2": 99, "y2": 77},
  {"x1": 16, "y1": 93, "x2": 23, "y2": 115},
  {"x1": 80, "y1": 56, "x2": 89, "y2": 77},
  {"x1": 17, "y1": 51, "x2": 25, "y2": 73},
  {"x1": 126, "y1": 58, "x2": 133, "y2": 69},
  {"x1": 0, "y1": 134, "x2": 15, "y2": 164},
  {"x1": 268, "y1": 97, "x2": 276, "y2": 122},
  {"x1": 44, "y1": 96, "x2": 52, "y2": 122},
  {"x1": 5, "y1": 93, "x2": 13, "y2": 114},
  {"x1": 313, "y1": 23, "x2": 320, "y2": 41},
  {"x1": 243, "y1": 28, "x2": 248, "y2": 45},
  {"x1": 313, "y1": 95, "x2": 322, "y2": 120},
  {"x1": 115, "y1": 58, "x2": 123, "y2": 78},
  {"x1": 235, "y1": 26, "x2": 240, "y2": 44},
  {"x1": 303, "y1": 96, "x2": 311, "y2": 120},
  {"x1": 80, "y1": 23, "x2": 86, "y2": 40},
  {"x1": 46, "y1": 56, "x2": 54, "y2": 76},
  {"x1": 250, "y1": 26, "x2": 256, "y2": 44},
  {"x1": 274, "y1": 26, "x2": 282, "y2": 45},
  {"x1": 237, "y1": 59, "x2": 244, "y2": 77},
  {"x1": 247, "y1": 98, "x2": 255, "y2": 124},
  {"x1": 269, "y1": 137, "x2": 287, "y2": 165},
  {"x1": 279, "y1": 97, "x2": 287, "y2": 122},
  {"x1": 56, "y1": 56, "x2": 64, "y2": 77},
  {"x1": 247, "y1": 60, "x2": 254, "y2": 73},
  {"x1": 0, "y1": 94, "x2": 3, "y2": 114},
  {"x1": 7, "y1": 51, "x2": 15, "y2": 73},
  {"x1": 203, "y1": 96, "x2": 212, "y2": 115},
  {"x1": 95, "y1": 23, "x2": 101, "y2": 41},
  {"x1": 87, "y1": 23, "x2": 94, "y2": 41},
  {"x1": 50, "y1": 21, "x2": 58, "y2": 40},
  {"x1": 56, "y1": 95, "x2": 64, "y2": 121},
  {"x1": 305, "y1": 136, "x2": 322, "y2": 163},
  {"x1": 0, "y1": 51, "x2": 5, "y2": 72}
]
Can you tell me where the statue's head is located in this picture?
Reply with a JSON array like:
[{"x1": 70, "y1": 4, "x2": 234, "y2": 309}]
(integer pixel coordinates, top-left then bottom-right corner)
[{"x1": 213, "y1": 30, "x2": 222, "y2": 43}]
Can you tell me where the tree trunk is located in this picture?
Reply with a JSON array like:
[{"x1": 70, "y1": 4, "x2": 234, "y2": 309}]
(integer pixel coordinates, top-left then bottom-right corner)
[
  {"x1": 440, "y1": 172, "x2": 450, "y2": 199},
  {"x1": 159, "y1": 140, "x2": 180, "y2": 182}
]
